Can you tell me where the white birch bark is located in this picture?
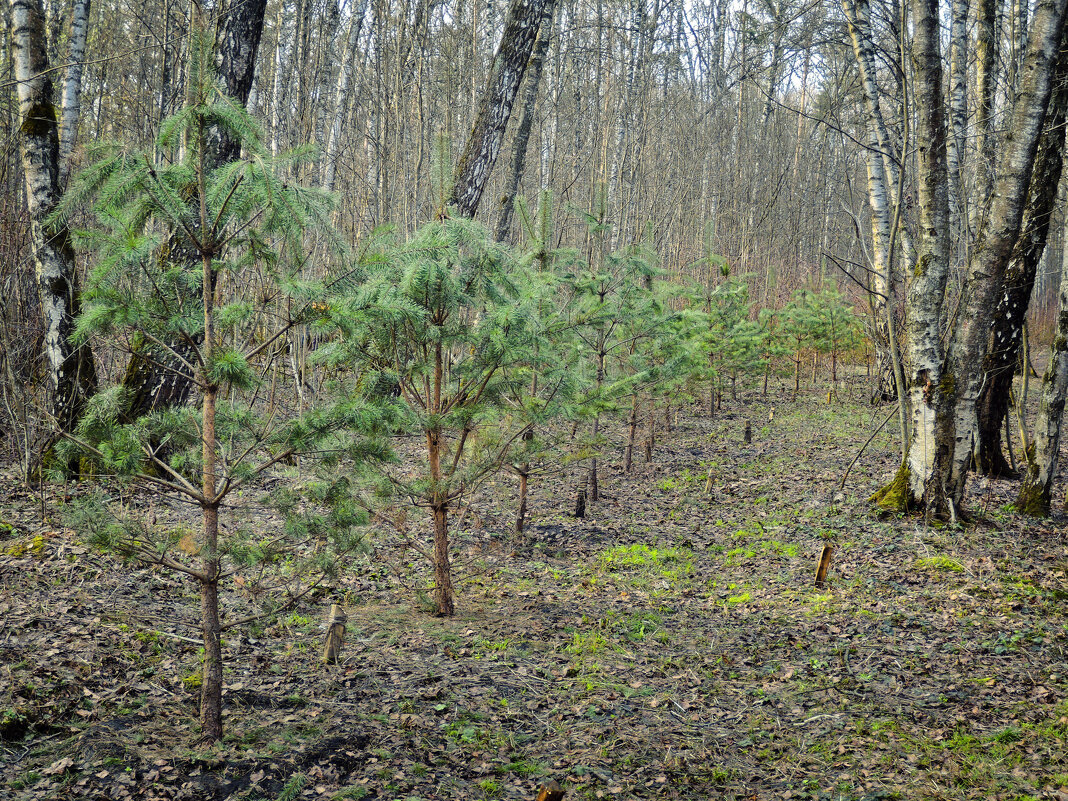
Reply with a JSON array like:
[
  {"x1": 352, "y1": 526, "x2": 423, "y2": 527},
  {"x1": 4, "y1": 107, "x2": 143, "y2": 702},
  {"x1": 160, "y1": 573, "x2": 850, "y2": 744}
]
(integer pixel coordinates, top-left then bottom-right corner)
[
  {"x1": 899, "y1": 0, "x2": 951, "y2": 507},
  {"x1": 11, "y1": 0, "x2": 96, "y2": 436},
  {"x1": 947, "y1": 0, "x2": 968, "y2": 240},
  {"x1": 57, "y1": 0, "x2": 90, "y2": 188},
  {"x1": 841, "y1": 0, "x2": 914, "y2": 273},
  {"x1": 944, "y1": 0, "x2": 1068, "y2": 503},
  {"x1": 271, "y1": 0, "x2": 297, "y2": 156},
  {"x1": 322, "y1": 0, "x2": 369, "y2": 192},
  {"x1": 450, "y1": 0, "x2": 558, "y2": 218},
  {"x1": 1017, "y1": 210, "x2": 1068, "y2": 516}
]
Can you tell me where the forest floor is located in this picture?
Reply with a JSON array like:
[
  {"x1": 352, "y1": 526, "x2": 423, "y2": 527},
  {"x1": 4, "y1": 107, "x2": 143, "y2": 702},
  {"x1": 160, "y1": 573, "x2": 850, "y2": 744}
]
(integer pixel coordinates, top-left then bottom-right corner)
[{"x1": 1, "y1": 381, "x2": 1067, "y2": 801}]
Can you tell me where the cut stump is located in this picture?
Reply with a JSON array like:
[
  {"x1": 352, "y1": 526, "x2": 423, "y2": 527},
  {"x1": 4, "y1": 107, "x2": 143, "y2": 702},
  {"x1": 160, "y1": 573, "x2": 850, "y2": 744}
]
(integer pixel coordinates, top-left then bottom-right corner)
[{"x1": 322, "y1": 603, "x2": 347, "y2": 665}]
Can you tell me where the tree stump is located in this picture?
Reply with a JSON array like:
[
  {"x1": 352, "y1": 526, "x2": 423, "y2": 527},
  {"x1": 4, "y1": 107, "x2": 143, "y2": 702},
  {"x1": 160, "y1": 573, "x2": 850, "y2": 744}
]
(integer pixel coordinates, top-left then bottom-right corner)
[
  {"x1": 573, "y1": 488, "x2": 586, "y2": 518},
  {"x1": 814, "y1": 544, "x2": 834, "y2": 588},
  {"x1": 321, "y1": 603, "x2": 347, "y2": 665},
  {"x1": 536, "y1": 779, "x2": 565, "y2": 801},
  {"x1": 743, "y1": 420, "x2": 752, "y2": 444}
]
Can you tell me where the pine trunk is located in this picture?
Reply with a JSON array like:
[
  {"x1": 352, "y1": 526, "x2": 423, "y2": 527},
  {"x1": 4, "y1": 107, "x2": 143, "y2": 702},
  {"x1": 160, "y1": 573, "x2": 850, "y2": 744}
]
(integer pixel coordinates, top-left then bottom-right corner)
[{"x1": 432, "y1": 502, "x2": 454, "y2": 616}]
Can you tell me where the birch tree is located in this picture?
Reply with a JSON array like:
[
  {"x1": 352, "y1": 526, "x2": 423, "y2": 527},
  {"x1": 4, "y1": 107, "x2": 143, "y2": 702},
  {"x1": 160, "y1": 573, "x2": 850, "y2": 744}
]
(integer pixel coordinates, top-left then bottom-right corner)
[
  {"x1": 449, "y1": 0, "x2": 558, "y2": 218},
  {"x1": 975, "y1": 42, "x2": 1068, "y2": 477},
  {"x1": 874, "y1": 0, "x2": 1068, "y2": 516},
  {"x1": 12, "y1": 0, "x2": 97, "y2": 457},
  {"x1": 1017, "y1": 221, "x2": 1068, "y2": 516},
  {"x1": 57, "y1": 0, "x2": 90, "y2": 188}
]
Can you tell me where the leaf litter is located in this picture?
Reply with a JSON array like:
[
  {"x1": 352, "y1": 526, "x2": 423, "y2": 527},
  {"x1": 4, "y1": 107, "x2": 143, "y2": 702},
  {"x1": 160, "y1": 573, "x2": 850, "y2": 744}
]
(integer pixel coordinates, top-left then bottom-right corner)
[{"x1": 0, "y1": 388, "x2": 1066, "y2": 800}]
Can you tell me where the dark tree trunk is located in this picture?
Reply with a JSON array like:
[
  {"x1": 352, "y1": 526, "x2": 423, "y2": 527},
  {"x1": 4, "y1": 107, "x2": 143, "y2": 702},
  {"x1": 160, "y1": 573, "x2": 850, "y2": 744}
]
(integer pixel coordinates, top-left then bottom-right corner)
[
  {"x1": 210, "y1": 0, "x2": 269, "y2": 164},
  {"x1": 120, "y1": 0, "x2": 268, "y2": 418},
  {"x1": 975, "y1": 40, "x2": 1068, "y2": 477},
  {"x1": 449, "y1": 0, "x2": 557, "y2": 218}
]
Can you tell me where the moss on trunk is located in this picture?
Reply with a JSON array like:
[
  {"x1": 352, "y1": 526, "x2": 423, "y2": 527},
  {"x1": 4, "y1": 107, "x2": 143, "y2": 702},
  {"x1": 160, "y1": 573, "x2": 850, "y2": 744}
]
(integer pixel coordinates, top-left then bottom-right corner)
[
  {"x1": 1016, "y1": 471, "x2": 1051, "y2": 517},
  {"x1": 870, "y1": 462, "x2": 911, "y2": 512}
]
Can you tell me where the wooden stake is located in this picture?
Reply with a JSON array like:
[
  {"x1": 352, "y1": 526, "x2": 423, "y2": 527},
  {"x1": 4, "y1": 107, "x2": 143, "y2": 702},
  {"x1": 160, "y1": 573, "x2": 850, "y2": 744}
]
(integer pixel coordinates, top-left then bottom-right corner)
[
  {"x1": 536, "y1": 779, "x2": 565, "y2": 801},
  {"x1": 814, "y1": 544, "x2": 834, "y2": 587},
  {"x1": 322, "y1": 603, "x2": 347, "y2": 665}
]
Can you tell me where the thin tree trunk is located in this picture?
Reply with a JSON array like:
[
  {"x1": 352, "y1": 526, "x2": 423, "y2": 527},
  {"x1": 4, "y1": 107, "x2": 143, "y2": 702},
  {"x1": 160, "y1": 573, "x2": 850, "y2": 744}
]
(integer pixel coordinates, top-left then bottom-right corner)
[
  {"x1": 975, "y1": 0, "x2": 999, "y2": 212},
  {"x1": 624, "y1": 393, "x2": 638, "y2": 472},
  {"x1": 494, "y1": 0, "x2": 553, "y2": 241},
  {"x1": 322, "y1": 0, "x2": 368, "y2": 192},
  {"x1": 57, "y1": 0, "x2": 90, "y2": 188},
  {"x1": 515, "y1": 469, "x2": 529, "y2": 532},
  {"x1": 197, "y1": 109, "x2": 223, "y2": 740},
  {"x1": 12, "y1": 0, "x2": 97, "y2": 450},
  {"x1": 432, "y1": 502, "x2": 454, "y2": 616},
  {"x1": 947, "y1": 0, "x2": 968, "y2": 243},
  {"x1": 644, "y1": 399, "x2": 655, "y2": 462}
]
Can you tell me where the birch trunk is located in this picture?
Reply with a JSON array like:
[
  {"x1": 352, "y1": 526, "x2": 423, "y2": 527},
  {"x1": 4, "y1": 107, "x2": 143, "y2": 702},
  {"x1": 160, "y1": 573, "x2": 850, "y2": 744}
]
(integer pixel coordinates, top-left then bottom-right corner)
[
  {"x1": 12, "y1": 0, "x2": 97, "y2": 446},
  {"x1": 322, "y1": 0, "x2": 369, "y2": 192},
  {"x1": 943, "y1": 0, "x2": 1068, "y2": 505},
  {"x1": 946, "y1": 0, "x2": 968, "y2": 241},
  {"x1": 975, "y1": 0, "x2": 999, "y2": 212},
  {"x1": 841, "y1": 0, "x2": 915, "y2": 273},
  {"x1": 57, "y1": 0, "x2": 90, "y2": 188},
  {"x1": 975, "y1": 38, "x2": 1068, "y2": 477},
  {"x1": 494, "y1": 0, "x2": 553, "y2": 241},
  {"x1": 450, "y1": 0, "x2": 558, "y2": 218},
  {"x1": 1017, "y1": 214, "x2": 1068, "y2": 516},
  {"x1": 872, "y1": 0, "x2": 951, "y2": 513},
  {"x1": 270, "y1": 0, "x2": 296, "y2": 157}
]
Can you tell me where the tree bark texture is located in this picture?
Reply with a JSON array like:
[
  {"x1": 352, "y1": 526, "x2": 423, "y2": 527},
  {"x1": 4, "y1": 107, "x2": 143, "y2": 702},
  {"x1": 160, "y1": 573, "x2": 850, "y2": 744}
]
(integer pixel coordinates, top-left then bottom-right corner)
[
  {"x1": 494, "y1": 0, "x2": 553, "y2": 241},
  {"x1": 1017, "y1": 220, "x2": 1068, "y2": 515},
  {"x1": 880, "y1": 0, "x2": 1068, "y2": 516},
  {"x1": 12, "y1": 0, "x2": 97, "y2": 440},
  {"x1": 209, "y1": 0, "x2": 269, "y2": 163},
  {"x1": 946, "y1": 0, "x2": 968, "y2": 238},
  {"x1": 975, "y1": 38, "x2": 1068, "y2": 478},
  {"x1": 974, "y1": 0, "x2": 999, "y2": 212},
  {"x1": 943, "y1": 0, "x2": 1068, "y2": 504},
  {"x1": 57, "y1": 0, "x2": 90, "y2": 188},
  {"x1": 450, "y1": 0, "x2": 557, "y2": 218},
  {"x1": 878, "y1": 0, "x2": 952, "y2": 513}
]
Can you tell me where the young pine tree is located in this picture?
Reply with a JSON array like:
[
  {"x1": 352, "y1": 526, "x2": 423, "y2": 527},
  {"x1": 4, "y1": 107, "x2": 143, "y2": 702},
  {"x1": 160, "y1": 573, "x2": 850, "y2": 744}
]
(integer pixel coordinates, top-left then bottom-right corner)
[
  {"x1": 325, "y1": 216, "x2": 546, "y2": 616},
  {"x1": 53, "y1": 40, "x2": 384, "y2": 743}
]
